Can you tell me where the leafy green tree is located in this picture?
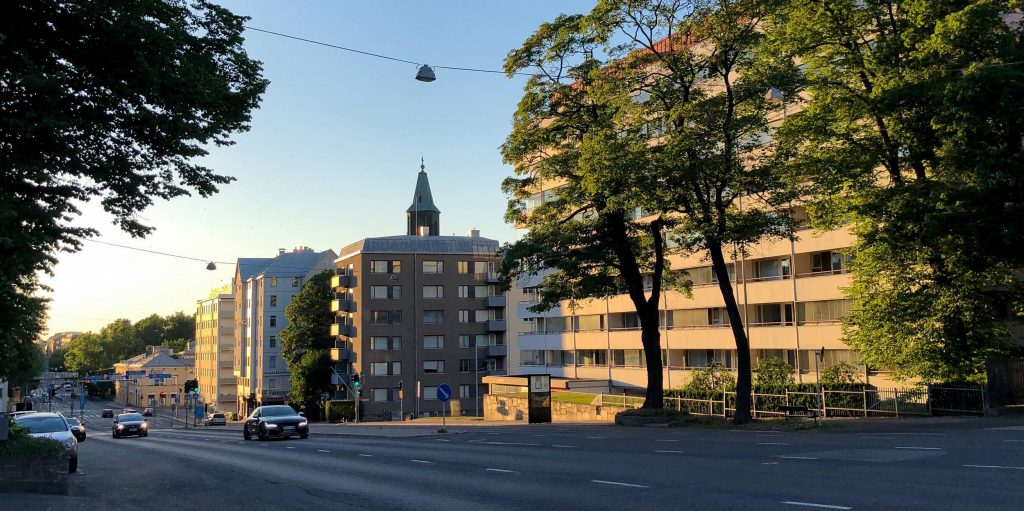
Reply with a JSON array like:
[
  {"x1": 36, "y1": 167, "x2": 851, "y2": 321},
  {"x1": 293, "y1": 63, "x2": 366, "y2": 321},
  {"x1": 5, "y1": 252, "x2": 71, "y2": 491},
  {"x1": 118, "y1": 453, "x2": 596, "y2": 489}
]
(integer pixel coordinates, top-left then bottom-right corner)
[
  {"x1": 0, "y1": 0, "x2": 267, "y2": 382},
  {"x1": 768, "y1": 0, "x2": 1024, "y2": 381},
  {"x1": 162, "y1": 312, "x2": 196, "y2": 346},
  {"x1": 280, "y1": 271, "x2": 335, "y2": 416},
  {"x1": 64, "y1": 333, "x2": 106, "y2": 374},
  {"x1": 820, "y1": 362, "x2": 860, "y2": 386},
  {"x1": 685, "y1": 362, "x2": 737, "y2": 393},
  {"x1": 161, "y1": 338, "x2": 188, "y2": 353},
  {"x1": 47, "y1": 347, "x2": 67, "y2": 372},
  {"x1": 754, "y1": 357, "x2": 795, "y2": 388},
  {"x1": 133, "y1": 314, "x2": 167, "y2": 348}
]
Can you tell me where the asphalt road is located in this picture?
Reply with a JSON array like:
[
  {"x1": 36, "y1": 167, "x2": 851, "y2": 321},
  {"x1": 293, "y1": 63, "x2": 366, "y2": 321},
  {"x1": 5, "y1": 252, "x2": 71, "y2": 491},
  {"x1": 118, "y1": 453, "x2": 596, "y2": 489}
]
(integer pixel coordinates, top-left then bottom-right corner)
[{"x1": 6, "y1": 415, "x2": 1024, "y2": 511}]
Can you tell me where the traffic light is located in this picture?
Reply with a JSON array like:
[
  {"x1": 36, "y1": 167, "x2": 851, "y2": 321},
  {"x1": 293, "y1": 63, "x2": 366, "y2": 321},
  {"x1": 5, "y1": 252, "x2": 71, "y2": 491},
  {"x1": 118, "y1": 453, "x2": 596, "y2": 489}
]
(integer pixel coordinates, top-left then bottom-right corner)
[{"x1": 352, "y1": 373, "x2": 361, "y2": 395}]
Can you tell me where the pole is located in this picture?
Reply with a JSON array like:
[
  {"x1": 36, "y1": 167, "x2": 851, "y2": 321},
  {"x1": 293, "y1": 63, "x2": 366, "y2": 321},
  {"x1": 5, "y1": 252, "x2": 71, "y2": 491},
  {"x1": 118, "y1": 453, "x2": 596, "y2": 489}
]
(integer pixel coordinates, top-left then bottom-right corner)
[
  {"x1": 442, "y1": 400, "x2": 447, "y2": 430},
  {"x1": 474, "y1": 342, "x2": 479, "y2": 417},
  {"x1": 814, "y1": 353, "x2": 823, "y2": 417}
]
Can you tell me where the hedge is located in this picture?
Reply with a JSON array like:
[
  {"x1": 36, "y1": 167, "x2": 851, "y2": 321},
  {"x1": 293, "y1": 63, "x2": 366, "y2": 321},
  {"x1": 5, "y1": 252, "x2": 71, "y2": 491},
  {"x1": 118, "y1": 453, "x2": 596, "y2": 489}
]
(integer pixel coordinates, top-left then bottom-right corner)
[
  {"x1": 666, "y1": 383, "x2": 876, "y2": 416},
  {"x1": 325, "y1": 400, "x2": 355, "y2": 422}
]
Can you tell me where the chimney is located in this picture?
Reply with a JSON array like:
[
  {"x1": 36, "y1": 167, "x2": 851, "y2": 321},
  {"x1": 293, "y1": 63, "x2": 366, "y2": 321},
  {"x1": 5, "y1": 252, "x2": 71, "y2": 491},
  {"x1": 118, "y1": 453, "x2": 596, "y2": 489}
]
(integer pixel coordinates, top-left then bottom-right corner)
[
  {"x1": 468, "y1": 228, "x2": 480, "y2": 238},
  {"x1": 278, "y1": 248, "x2": 285, "y2": 255}
]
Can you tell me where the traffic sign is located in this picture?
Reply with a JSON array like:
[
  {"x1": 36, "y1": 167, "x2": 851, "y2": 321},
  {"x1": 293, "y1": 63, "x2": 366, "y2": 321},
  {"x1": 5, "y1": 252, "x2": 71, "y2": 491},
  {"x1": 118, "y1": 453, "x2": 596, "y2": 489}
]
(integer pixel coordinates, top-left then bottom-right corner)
[
  {"x1": 150, "y1": 373, "x2": 172, "y2": 379},
  {"x1": 436, "y1": 383, "x2": 452, "y2": 403},
  {"x1": 126, "y1": 370, "x2": 146, "y2": 378}
]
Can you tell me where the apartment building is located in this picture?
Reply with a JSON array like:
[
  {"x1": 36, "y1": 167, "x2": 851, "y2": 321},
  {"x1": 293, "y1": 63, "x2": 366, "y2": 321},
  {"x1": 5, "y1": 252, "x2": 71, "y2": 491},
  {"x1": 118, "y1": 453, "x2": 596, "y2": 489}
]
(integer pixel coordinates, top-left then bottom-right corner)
[
  {"x1": 113, "y1": 346, "x2": 193, "y2": 408},
  {"x1": 332, "y1": 164, "x2": 507, "y2": 420},
  {"x1": 195, "y1": 293, "x2": 236, "y2": 413},
  {"x1": 233, "y1": 247, "x2": 337, "y2": 417}
]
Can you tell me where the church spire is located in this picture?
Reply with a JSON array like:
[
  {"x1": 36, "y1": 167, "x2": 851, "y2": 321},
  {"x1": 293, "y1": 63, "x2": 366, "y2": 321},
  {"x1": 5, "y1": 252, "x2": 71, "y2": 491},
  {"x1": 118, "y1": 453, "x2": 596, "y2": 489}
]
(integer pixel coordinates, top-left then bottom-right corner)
[{"x1": 407, "y1": 158, "x2": 441, "y2": 236}]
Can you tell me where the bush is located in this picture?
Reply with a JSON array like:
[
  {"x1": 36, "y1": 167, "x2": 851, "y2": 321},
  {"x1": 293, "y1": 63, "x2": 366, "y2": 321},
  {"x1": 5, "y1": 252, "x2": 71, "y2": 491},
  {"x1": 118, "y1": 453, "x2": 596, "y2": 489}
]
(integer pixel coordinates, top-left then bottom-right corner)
[
  {"x1": 821, "y1": 362, "x2": 860, "y2": 385},
  {"x1": 325, "y1": 400, "x2": 355, "y2": 422},
  {"x1": 0, "y1": 423, "x2": 64, "y2": 456},
  {"x1": 685, "y1": 362, "x2": 736, "y2": 393},
  {"x1": 754, "y1": 356, "x2": 795, "y2": 388}
]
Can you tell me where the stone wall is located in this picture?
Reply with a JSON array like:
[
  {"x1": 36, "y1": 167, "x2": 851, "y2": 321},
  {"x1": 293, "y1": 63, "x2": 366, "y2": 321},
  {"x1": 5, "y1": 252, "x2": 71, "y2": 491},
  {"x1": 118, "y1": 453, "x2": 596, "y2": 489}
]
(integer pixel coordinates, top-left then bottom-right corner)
[{"x1": 484, "y1": 394, "x2": 630, "y2": 423}]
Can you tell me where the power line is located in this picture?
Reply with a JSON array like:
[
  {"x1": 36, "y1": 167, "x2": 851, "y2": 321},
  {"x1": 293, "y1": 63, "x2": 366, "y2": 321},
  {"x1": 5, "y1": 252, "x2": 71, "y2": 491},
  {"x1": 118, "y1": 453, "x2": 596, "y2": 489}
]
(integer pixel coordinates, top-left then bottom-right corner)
[
  {"x1": 84, "y1": 239, "x2": 231, "y2": 265},
  {"x1": 243, "y1": 25, "x2": 537, "y2": 77}
]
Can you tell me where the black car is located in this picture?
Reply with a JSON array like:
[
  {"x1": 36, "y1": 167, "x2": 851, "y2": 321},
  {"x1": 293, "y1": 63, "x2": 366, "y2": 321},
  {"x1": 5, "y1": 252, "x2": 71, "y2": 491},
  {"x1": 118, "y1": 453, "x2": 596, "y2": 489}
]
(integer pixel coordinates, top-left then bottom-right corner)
[
  {"x1": 66, "y1": 417, "x2": 86, "y2": 442},
  {"x1": 101, "y1": 409, "x2": 114, "y2": 418},
  {"x1": 112, "y1": 412, "x2": 149, "y2": 438},
  {"x1": 243, "y1": 405, "x2": 308, "y2": 441}
]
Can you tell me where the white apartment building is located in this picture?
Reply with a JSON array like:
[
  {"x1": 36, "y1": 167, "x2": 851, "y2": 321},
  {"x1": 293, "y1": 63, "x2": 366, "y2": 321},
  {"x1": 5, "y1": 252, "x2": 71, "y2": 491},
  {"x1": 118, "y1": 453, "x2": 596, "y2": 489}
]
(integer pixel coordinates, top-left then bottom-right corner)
[{"x1": 195, "y1": 293, "x2": 236, "y2": 413}]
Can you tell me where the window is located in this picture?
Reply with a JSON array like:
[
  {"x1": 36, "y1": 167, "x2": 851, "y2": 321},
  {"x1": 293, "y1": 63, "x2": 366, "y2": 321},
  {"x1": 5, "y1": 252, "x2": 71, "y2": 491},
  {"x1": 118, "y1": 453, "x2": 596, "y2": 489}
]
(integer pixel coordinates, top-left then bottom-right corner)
[
  {"x1": 423, "y1": 260, "x2": 443, "y2": 274},
  {"x1": 520, "y1": 350, "x2": 545, "y2": 366},
  {"x1": 371, "y1": 362, "x2": 389, "y2": 375},
  {"x1": 423, "y1": 285, "x2": 444, "y2": 299},
  {"x1": 269, "y1": 295, "x2": 277, "y2": 307},
  {"x1": 474, "y1": 285, "x2": 489, "y2": 298},
  {"x1": 797, "y1": 299, "x2": 852, "y2": 324},
  {"x1": 458, "y1": 285, "x2": 469, "y2": 298},
  {"x1": 269, "y1": 277, "x2": 278, "y2": 287},
  {"x1": 269, "y1": 336, "x2": 277, "y2": 349},
  {"x1": 371, "y1": 286, "x2": 389, "y2": 299},
  {"x1": 267, "y1": 356, "x2": 276, "y2": 369},
  {"x1": 459, "y1": 384, "x2": 471, "y2": 398},
  {"x1": 475, "y1": 334, "x2": 490, "y2": 347},
  {"x1": 423, "y1": 310, "x2": 444, "y2": 324},
  {"x1": 269, "y1": 378, "x2": 276, "y2": 388},
  {"x1": 811, "y1": 251, "x2": 849, "y2": 274},
  {"x1": 754, "y1": 303, "x2": 794, "y2": 326},
  {"x1": 391, "y1": 286, "x2": 402, "y2": 299},
  {"x1": 459, "y1": 359, "x2": 471, "y2": 372},
  {"x1": 668, "y1": 309, "x2": 708, "y2": 328},
  {"x1": 612, "y1": 349, "x2": 644, "y2": 367},
  {"x1": 371, "y1": 336, "x2": 389, "y2": 350},
  {"x1": 575, "y1": 314, "x2": 604, "y2": 332},
  {"x1": 291, "y1": 277, "x2": 300, "y2": 287},
  {"x1": 709, "y1": 264, "x2": 736, "y2": 284},
  {"x1": 391, "y1": 337, "x2": 402, "y2": 350},
  {"x1": 423, "y1": 335, "x2": 444, "y2": 349},
  {"x1": 458, "y1": 261, "x2": 469, "y2": 273},
  {"x1": 459, "y1": 335, "x2": 471, "y2": 348},
  {"x1": 372, "y1": 310, "x2": 402, "y2": 325},
  {"x1": 753, "y1": 258, "x2": 791, "y2": 281},
  {"x1": 371, "y1": 260, "x2": 389, "y2": 273},
  {"x1": 372, "y1": 388, "x2": 390, "y2": 402},
  {"x1": 473, "y1": 310, "x2": 493, "y2": 323},
  {"x1": 458, "y1": 310, "x2": 470, "y2": 323},
  {"x1": 269, "y1": 315, "x2": 277, "y2": 327},
  {"x1": 708, "y1": 308, "x2": 730, "y2": 326},
  {"x1": 685, "y1": 349, "x2": 734, "y2": 368},
  {"x1": 423, "y1": 386, "x2": 438, "y2": 400},
  {"x1": 391, "y1": 260, "x2": 401, "y2": 273},
  {"x1": 576, "y1": 349, "x2": 608, "y2": 366},
  {"x1": 423, "y1": 360, "x2": 445, "y2": 373},
  {"x1": 473, "y1": 261, "x2": 490, "y2": 274}
]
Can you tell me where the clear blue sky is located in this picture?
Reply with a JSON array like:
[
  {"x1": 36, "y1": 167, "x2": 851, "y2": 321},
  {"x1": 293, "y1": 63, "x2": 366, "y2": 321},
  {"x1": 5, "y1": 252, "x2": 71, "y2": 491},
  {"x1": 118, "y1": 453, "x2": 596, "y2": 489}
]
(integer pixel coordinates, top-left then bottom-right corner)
[{"x1": 42, "y1": 1, "x2": 594, "y2": 336}]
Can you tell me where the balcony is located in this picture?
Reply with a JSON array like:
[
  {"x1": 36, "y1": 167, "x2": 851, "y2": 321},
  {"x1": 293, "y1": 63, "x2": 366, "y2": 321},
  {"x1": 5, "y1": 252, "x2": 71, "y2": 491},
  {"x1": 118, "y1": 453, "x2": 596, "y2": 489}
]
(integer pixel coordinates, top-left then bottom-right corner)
[
  {"x1": 331, "y1": 275, "x2": 356, "y2": 289},
  {"x1": 330, "y1": 347, "x2": 351, "y2": 361},
  {"x1": 485, "y1": 320, "x2": 507, "y2": 332},
  {"x1": 486, "y1": 345, "x2": 507, "y2": 357},
  {"x1": 329, "y1": 299, "x2": 356, "y2": 313},
  {"x1": 485, "y1": 295, "x2": 506, "y2": 308},
  {"x1": 330, "y1": 323, "x2": 356, "y2": 338},
  {"x1": 485, "y1": 272, "x2": 500, "y2": 284}
]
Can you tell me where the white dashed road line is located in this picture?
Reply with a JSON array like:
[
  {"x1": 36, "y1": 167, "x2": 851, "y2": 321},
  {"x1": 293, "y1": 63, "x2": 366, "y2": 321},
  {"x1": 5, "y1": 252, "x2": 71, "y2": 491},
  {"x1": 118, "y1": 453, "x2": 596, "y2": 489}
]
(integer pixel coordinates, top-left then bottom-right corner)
[
  {"x1": 483, "y1": 441, "x2": 540, "y2": 446},
  {"x1": 757, "y1": 442, "x2": 790, "y2": 446},
  {"x1": 655, "y1": 450, "x2": 683, "y2": 454},
  {"x1": 485, "y1": 468, "x2": 517, "y2": 473},
  {"x1": 551, "y1": 444, "x2": 576, "y2": 448},
  {"x1": 358, "y1": 454, "x2": 374, "y2": 457},
  {"x1": 434, "y1": 439, "x2": 450, "y2": 442},
  {"x1": 285, "y1": 446, "x2": 296, "y2": 449},
  {"x1": 411, "y1": 459, "x2": 434, "y2": 464},
  {"x1": 894, "y1": 447, "x2": 942, "y2": 450},
  {"x1": 964, "y1": 464, "x2": 1024, "y2": 470},
  {"x1": 778, "y1": 456, "x2": 819, "y2": 460},
  {"x1": 781, "y1": 501, "x2": 852, "y2": 510},
  {"x1": 317, "y1": 449, "x2": 331, "y2": 453},
  {"x1": 591, "y1": 480, "x2": 650, "y2": 489}
]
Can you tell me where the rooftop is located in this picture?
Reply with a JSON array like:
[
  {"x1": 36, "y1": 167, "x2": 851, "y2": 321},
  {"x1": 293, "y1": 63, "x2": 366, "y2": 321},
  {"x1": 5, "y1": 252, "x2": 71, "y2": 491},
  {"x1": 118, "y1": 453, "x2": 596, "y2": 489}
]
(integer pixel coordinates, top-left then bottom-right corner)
[{"x1": 338, "y1": 234, "x2": 499, "y2": 260}]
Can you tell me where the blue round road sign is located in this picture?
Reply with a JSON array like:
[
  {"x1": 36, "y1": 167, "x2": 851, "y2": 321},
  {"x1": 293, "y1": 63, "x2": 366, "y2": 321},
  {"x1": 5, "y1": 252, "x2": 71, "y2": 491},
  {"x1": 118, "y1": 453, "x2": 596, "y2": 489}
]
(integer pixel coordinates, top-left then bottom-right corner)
[{"x1": 436, "y1": 383, "x2": 452, "y2": 402}]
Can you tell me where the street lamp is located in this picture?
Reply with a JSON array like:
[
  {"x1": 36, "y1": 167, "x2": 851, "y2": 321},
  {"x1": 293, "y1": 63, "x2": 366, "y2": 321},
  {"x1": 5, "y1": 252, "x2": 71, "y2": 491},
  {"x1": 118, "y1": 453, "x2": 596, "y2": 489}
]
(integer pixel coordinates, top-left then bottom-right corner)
[{"x1": 415, "y1": 64, "x2": 436, "y2": 82}]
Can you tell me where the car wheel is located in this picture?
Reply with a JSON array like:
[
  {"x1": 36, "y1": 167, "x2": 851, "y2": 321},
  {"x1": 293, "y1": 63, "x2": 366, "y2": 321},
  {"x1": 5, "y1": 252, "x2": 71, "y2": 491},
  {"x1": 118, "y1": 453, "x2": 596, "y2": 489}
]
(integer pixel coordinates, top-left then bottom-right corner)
[
  {"x1": 69, "y1": 456, "x2": 78, "y2": 473},
  {"x1": 258, "y1": 424, "x2": 267, "y2": 441},
  {"x1": 243, "y1": 426, "x2": 251, "y2": 440},
  {"x1": 143, "y1": 432, "x2": 148, "y2": 437},
  {"x1": 113, "y1": 432, "x2": 119, "y2": 439}
]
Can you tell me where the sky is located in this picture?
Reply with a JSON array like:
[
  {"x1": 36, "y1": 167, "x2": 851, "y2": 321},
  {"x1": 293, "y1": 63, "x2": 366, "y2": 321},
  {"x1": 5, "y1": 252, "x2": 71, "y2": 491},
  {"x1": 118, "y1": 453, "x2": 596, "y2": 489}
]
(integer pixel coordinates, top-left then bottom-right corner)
[{"x1": 40, "y1": 1, "x2": 595, "y2": 337}]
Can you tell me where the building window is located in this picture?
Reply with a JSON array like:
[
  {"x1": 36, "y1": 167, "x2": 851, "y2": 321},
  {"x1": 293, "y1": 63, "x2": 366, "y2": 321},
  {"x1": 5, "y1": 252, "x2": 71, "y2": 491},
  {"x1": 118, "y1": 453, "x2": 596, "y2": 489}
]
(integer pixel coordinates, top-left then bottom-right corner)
[
  {"x1": 423, "y1": 261, "x2": 443, "y2": 274},
  {"x1": 459, "y1": 384, "x2": 471, "y2": 398},
  {"x1": 458, "y1": 285, "x2": 469, "y2": 298},
  {"x1": 611, "y1": 349, "x2": 644, "y2": 367},
  {"x1": 576, "y1": 349, "x2": 608, "y2": 366},
  {"x1": 269, "y1": 336, "x2": 277, "y2": 348},
  {"x1": 269, "y1": 378, "x2": 276, "y2": 388},
  {"x1": 291, "y1": 277, "x2": 300, "y2": 287},
  {"x1": 269, "y1": 315, "x2": 277, "y2": 327},
  {"x1": 371, "y1": 260, "x2": 389, "y2": 273},
  {"x1": 372, "y1": 388, "x2": 390, "y2": 402},
  {"x1": 459, "y1": 359, "x2": 471, "y2": 373},
  {"x1": 392, "y1": 286, "x2": 402, "y2": 299},
  {"x1": 372, "y1": 310, "x2": 402, "y2": 325},
  {"x1": 423, "y1": 386, "x2": 438, "y2": 400},
  {"x1": 371, "y1": 286, "x2": 389, "y2": 299},
  {"x1": 459, "y1": 335, "x2": 471, "y2": 348},
  {"x1": 458, "y1": 261, "x2": 469, "y2": 273},
  {"x1": 423, "y1": 360, "x2": 444, "y2": 373},
  {"x1": 371, "y1": 336, "x2": 389, "y2": 350},
  {"x1": 269, "y1": 295, "x2": 277, "y2": 307},
  {"x1": 708, "y1": 308, "x2": 730, "y2": 326},
  {"x1": 423, "y1": 335, "x2": 444, "y2": 349},
  {"x1": 268, "y1": 356, "x2": 276, "y2": 369},
  {"x1": 473, "y1": 310, "x2": 492, "y2": 323},
  {"x1": 811, "y1": 251, "x2": 848, "y2": 274},
  {"x1": 753, "y1": 258, "x2": 791, "y2": 281},
  {"x1": 473, "y1": 261, "x2": 490, "y2": 274},
  {"x1": 423, "y1": 310, "x2": 444, "y2": 324},
  {"x1": 391, "y1": 260, "x2": 401, "y2": 273},
  {"x1": 423, "y1": 285, "x2": 444, "y2": 299},
  {"x1": 475, "y1": 334, "x2": 490, "y2": 347},
  {"x1": 474, "y1": 285, "x2": 490, "y2": 298},
  {"x1": 754, "y1": 303, "x2": 793, "y2": 326},
  {"x1": 520, "y1": 350, "x2": 545, "y2": 366},
  {"x1": 269, "y1": 277, "x2": 278, "y2": 287},
  {"x1": 458, "y1": 310, "x2": 470, "y2": 323},
  {"x1": 371, "y1": 362, "x2": 389, "y2": 375},
  {"x1": 391, "y1": 337, "x2": 402, "y2": 350}
]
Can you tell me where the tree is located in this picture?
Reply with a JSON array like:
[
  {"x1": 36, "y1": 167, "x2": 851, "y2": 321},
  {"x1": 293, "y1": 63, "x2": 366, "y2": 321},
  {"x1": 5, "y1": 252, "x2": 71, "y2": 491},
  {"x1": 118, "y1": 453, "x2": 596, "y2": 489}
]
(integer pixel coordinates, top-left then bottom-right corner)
[
  {"x1": 768, "y1": 0, "x2": 1024, "y2": 381},
  {"x1": 820, "y1": 362, "x2": 860, "y2": 386},
  {"x1": 64, "y1": 333, "x2": 106, "y2": 374},
  {"x1": 754, "y1": 356, "x2": 795, "y2": 388},
  {"x1": 503, "y1": 1, "x2": 797, "y2": 421},
  {"x1": 162, "y1": 312, "x2": 195, "y2": 346},
  {"x1": 47, "y1": 347, "x2": 67, "y2": 372},
  {"x1": 161, "y1": 338, "x2": 188, "y2": 353},
  {"x1": 133, "y1": 314, "x2": 167, "y2": 348},
  {"x1": 280, "y1": 271, "x2": 335, "y2": 416},
  {"x1": 0, "y1": 0, "x2": 268, "y2": 382}
]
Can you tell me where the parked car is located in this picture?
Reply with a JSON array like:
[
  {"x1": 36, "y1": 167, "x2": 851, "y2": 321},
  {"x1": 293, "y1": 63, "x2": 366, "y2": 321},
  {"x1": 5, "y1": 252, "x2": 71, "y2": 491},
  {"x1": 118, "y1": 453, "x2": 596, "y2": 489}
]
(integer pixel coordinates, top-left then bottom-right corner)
[
  {"x1": 112, "y1": 413, "x2": 148, "y2": 439},
  {"x1": 142, "y1": 407, "x2": 153, "y2": 417},
  {"x1": 101, "y1": 409, "x2": 114, "y2": 418},
  {"x1": 66, "y1": 417, "x2": 86, "y2": 442},
  {"x1": 14, "y1": 412, "x2": 78, "y2": 473},
  {"x1": 9, "y1": 410, "x2": 38, "y2": 419},
  {"x1": 122, "y1": 407, "x2": 137, "y2": 414},
  {"x1": 243, "y1": 405, "x2": 308, "y2": 441},
  {"x1": 204, "y1": 412, "x2": 227, "y2": 426}
]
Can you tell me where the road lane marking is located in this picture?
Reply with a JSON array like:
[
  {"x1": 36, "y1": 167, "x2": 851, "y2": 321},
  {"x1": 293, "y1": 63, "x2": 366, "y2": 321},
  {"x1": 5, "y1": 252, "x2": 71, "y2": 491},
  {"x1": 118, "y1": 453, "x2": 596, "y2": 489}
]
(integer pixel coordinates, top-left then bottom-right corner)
[
  {"x1": 483, "y1": 441, "x2": 540, "y2": 446},
  {"x1": 656, "y1": 439, "x2": 679, "y2": 442},
  {"x1": 655, "y1": 450, "x2": 683, "y2": 454},
  {"x1": 859, "y1": 436, "x2": 896, "y2": 440},
  {"x1": 551, "y1": 444, "x2": 576, "y2": 448},
  {"x1": 434, "y1": 439, "x2": 451, "y2": 442},
  {"x1": 1004, "y1": 439, "x2": 1024, "y2": 442},
  {"x1": 317, "y1": 449, "x2": 331, "y2": 453},
  {"x1": 467, "y1": 439, "x2": 486, "y2": 443},
  {"x1": 285, "y1": 446, "x2": 296, "y2": 449},
  {"x1": 964, "y1": 464, "x2": 1024, "y2": 470},
  {"x1": 757, "y1": 442, "x2": 790, "y2": 446},
  {"x1": 586, "y1": 436, "x2": 606, "y2": 439},
  {"x1": 358, "y1": 454, "x2": 374, "y2": 457},
  {"x1": 781, "y1": 501, "x2": 852, "y2": 510},
  {"x1": 591, "y1": 480, "x2": 649, "y2": 489},
  {"x1": 411, "y1": 459, "x2": 434, "y2": 464},
  {"x1": 778, "y1": 456, "x2": 819, "y2": 460},
  {"x1": 895, "y1": 447, "x2": 942, "y2": 450},
  {"x1": 486, "y1": 468, "x2": 517, "y2": 473},
  {"x1": 762, "y1": 462, "x2": 779, "y2": 465}
]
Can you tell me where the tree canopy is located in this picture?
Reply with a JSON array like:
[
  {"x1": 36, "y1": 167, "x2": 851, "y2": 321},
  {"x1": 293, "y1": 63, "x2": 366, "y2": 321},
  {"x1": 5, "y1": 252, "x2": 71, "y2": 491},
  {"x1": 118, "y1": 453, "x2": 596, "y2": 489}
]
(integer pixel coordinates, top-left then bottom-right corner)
[
  {"x1": 63, "y1": 312, "x2": 196, "y2": 374},
  {"x1": 280, "y1": 270, "x2": 336, "y2": 416},
  {"x1": 0, "y1": 0, "x2": 267, "y2": 381}
]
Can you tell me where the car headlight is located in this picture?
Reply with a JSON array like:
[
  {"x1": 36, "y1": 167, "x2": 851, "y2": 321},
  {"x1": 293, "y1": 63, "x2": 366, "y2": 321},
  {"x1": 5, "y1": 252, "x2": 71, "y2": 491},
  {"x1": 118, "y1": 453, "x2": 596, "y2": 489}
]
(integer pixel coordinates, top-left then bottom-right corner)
[
  {"x1": 64, "y1": 437, "x2": 75, "y2": 448},
  {"x1": 117, "y1": 425, "x2": 124, "y2": 430},
  {"x1": 140, "y1": 422, "x2": 148, "y2": 429},
  {"x1": 299, "y1": 421, "x2": 308, "y2": 427},
  {"x1": 264, "y1": 423, "x2": 278, "y2": 429}
]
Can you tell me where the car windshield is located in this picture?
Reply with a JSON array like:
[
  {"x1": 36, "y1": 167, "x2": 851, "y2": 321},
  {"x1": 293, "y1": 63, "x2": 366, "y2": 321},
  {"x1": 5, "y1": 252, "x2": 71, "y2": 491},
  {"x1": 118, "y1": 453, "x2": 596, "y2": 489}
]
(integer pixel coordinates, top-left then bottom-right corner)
[
  {"x1": 260, "y1": 406, "x2": 297, "y2": 417},
  {"x1": 118, "y1": 413, "x2": 143, "y2": 422},
  {"x1": 16, "y1": 416, "x2": 68, "y2": 433},
  {"x1": 67, "y1": 418, "x2": 81, "y2": 426}
]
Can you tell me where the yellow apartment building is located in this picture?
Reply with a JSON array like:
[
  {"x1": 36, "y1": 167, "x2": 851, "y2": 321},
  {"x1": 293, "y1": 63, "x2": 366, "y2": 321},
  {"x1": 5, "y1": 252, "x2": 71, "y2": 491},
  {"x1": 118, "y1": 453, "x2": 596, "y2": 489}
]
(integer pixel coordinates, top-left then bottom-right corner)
[
  {"x1": 114, "y1": 345, "x2": 194, "y2": 408},
  {"x1": 196, "y1": 294, "x2": 237, "y2": 413}
]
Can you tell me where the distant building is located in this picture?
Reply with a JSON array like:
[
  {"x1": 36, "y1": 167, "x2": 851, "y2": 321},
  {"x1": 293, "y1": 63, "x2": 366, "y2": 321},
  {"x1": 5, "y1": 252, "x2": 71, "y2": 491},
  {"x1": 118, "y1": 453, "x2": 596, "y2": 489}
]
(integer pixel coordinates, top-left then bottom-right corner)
[
  {"x1": 113, "y1": 346, "x2": 194, "y2": 408},
  {"x1": 233, "y1": 247, "x2": 337, "y2": 417},
  {"x1": 44, "y1": 331, "x2": 79, "y2": 356},
  {"x1": 332, "y1": 162, "x2": 507, "y2": 420},
  {"x1": 195, "y1": 294, "x2": 236, "y2": 413}
]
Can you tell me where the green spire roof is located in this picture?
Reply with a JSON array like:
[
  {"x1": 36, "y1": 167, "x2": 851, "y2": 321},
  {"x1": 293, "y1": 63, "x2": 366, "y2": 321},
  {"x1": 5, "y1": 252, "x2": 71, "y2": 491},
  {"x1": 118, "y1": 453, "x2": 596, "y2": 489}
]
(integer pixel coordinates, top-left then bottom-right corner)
[{"x1": 406, "y1": 164, "x2": 440, "y2": 214}]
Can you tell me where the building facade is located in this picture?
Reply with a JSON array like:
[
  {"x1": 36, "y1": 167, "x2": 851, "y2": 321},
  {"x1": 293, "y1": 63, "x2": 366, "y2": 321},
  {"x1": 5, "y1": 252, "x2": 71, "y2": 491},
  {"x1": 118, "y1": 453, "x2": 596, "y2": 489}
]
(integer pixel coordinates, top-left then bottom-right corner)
[
  {"x1": 332, "y1": 165, "x2": 507, "y2": 420},
  {"x1": 195, "y1": 294, "x2": 236, "y2": 413},
  {"x1": 233, "y1": 247, "x2": 337, "y2": 417},
  {"x1": 113, "y1": 346, "x2": 193, "y2": 408}
]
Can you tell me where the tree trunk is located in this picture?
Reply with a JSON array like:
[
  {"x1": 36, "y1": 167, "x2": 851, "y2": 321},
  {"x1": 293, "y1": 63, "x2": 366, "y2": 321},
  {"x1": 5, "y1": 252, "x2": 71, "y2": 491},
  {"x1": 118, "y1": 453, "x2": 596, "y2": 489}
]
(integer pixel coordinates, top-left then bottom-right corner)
[
  {"x1": 708, "y1": 242, "x2": 752, "y2": 424},
  {"x1": 639, "y1": 307, "x2": 664, "y2": 409}
]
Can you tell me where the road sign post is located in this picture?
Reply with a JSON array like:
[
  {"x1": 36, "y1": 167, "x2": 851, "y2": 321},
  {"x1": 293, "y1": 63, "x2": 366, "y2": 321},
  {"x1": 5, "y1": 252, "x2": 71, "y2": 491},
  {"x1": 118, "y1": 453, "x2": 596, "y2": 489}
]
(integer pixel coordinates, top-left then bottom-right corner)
[{"x1": 436, "y1": 383, "x2": 452, "y2": 431}]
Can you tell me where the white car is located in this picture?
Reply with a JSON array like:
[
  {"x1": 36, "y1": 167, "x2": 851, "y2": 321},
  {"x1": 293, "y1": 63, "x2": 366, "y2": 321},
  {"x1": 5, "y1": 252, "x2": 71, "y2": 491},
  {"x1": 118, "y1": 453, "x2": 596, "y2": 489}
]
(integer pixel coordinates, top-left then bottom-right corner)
[
  {"x1": 9, "y1": 410, "x2": 39, "y2": 419},
  {"x1": 14, "y1": 412, "x2": 79, "y2": 473},
  {"x1": 204, "y1": 412, "x2": 227, "y2": 426}
]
